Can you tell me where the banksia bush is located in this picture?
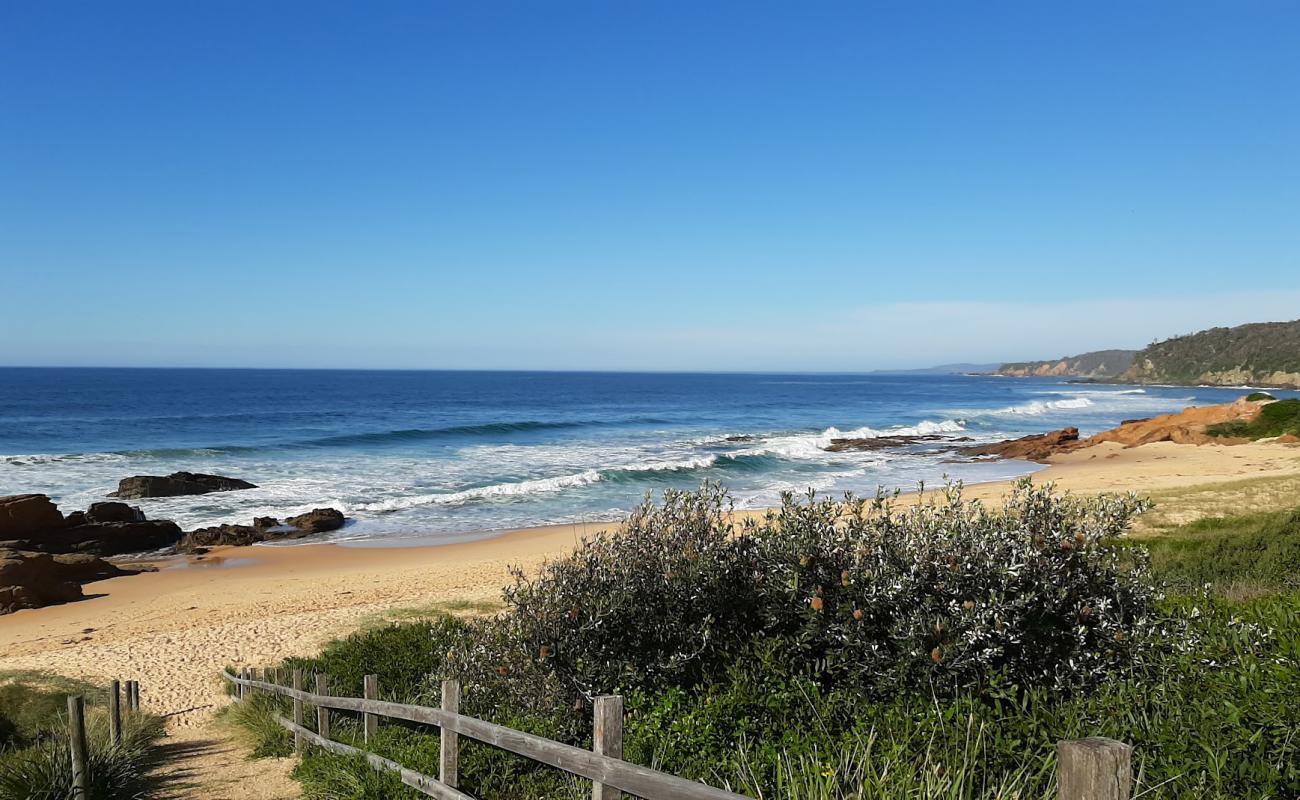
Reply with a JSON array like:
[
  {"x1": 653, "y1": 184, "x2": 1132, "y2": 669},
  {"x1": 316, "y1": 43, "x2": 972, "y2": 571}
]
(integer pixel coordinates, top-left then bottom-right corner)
[{"x1": 493, "y1": 479, "x2": 1160, "y2": 701}]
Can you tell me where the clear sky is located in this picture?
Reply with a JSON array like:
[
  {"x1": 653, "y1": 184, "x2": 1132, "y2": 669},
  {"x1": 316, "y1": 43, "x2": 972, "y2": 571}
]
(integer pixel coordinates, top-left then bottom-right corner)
[{"x1": 2, "y1": 1, "x2": 1297, "y2": 371}]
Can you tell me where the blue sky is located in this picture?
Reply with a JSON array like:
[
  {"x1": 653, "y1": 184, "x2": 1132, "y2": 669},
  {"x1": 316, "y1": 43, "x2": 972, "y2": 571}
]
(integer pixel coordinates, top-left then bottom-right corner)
[{"x1": 2, "y1": 1, "x2": 1297, "y2": 370}]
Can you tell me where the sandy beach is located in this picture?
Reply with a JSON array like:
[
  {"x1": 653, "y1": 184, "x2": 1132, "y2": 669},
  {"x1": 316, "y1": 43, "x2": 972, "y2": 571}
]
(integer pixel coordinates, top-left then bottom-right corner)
[{"x1": 3, "y1": 440, "x2": 1299, "y2": 731}]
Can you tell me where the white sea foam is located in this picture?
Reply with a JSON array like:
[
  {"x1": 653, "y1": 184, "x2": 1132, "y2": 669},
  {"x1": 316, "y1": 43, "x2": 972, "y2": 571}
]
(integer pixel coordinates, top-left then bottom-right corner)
[
  {"x1": 737, "y1": 419, "x2": 967, "y2": 459},
  {"x1": 344, "y1": 470, "x2": 605, "y2": 513},
  {"x1": 985, "y1": 397, "x2": 1096, "y2": 416}
]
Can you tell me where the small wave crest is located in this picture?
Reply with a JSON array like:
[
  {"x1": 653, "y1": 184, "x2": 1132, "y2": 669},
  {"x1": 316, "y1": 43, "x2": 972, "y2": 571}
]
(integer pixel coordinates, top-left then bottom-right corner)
[
  {"x1": 984, "y1": 397, "x2": 1096, "y2": 416},
  {"x1": 736, "y1": 419, "x2": 967, "y2": 459}
]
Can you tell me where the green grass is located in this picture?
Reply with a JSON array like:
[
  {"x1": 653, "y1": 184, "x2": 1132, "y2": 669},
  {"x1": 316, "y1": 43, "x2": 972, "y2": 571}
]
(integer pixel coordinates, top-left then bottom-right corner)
[
  {"x1": 1206, "y1": 398, "x2": 1300, "y2": 439},
  {"x1": 0, "y1": 680, "x2": 165, "y2": 800},
  {"x1": 1132, "y1": 507, "x2": 1300, "y2": 595}
]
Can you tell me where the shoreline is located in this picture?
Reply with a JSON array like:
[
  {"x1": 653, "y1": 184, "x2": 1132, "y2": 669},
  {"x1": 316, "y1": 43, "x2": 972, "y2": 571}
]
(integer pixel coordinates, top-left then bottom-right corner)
[{"x1": 1, "y1": 439, "x2": 1298, "y2": 727}]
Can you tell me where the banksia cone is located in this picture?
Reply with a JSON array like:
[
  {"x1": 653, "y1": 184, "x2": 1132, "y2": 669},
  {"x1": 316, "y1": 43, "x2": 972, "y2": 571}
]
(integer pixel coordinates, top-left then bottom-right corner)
[
  {"x1": 810, "y1": 596, "x2": 824, "y2": 612},
  {"x1": 539, "y1": 645, "x2": 552, "y2": 660},
  {"x1": 962, "y1": 600, "x2": 975, "y2": 611},
  {"x1": 931, "y1": 646, "x2": 943, "y2": 663},
  {"x1": 853, "y1": 609, "x2": 864, "y2": 621}
]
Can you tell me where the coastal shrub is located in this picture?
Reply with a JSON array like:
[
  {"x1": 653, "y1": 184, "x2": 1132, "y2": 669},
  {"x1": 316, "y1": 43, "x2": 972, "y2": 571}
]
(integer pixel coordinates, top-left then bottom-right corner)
[
  {"x1": 619, "y1": 591, "x2": 1299, "y2": 798},
  {"x1": 282, "y1": 617, "x2": 471, "y2": 704},
  {"x1": 502, "y1": 481, "x2": 1158, "y2": 703},
  {"x1": 1246, "y1": 391, "x2": 1275, "y2": 401},
  {"x1": 1207, "y1": 397, "x2": 1300, "y2": 439}
]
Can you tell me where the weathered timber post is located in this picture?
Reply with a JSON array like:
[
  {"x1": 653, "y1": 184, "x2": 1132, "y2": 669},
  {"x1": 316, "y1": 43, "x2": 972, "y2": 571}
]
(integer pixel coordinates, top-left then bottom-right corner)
[
  {"x1": 127, "y1": 680, "x2": 140, "y2": 711},
  {"x1": 363, "y1": 674, "x2": 379, "y2": 745},
  {"x1": 315, "y1": 674, "x2": 330, "y2": 740},
  {"x1": 292, "y1": 668, "x2": 305, "y2": 753},
  {"x1": 67, "y1": 695, "x2": 89, "y2": 799},
  {"x1": 109, "y1": 679, "x2": 122, "y2": 745},
  {"x1": 592, "y1": 695, "x2": 624, "y2": 800},
  {"x1": 1058, "y1": 738, "x2": 1132, "y2": 800},
  {"x1": 440, "y1": 679, "x2": 460, "y2": 788}
]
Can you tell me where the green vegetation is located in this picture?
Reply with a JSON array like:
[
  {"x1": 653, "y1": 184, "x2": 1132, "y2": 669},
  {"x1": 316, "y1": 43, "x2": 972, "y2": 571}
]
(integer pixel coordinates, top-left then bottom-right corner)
[
  {"x1": 230, "y1": 483, "x2": 1300, "y2": 799},
  {"x1": 1206, "y1": 398, "x2": 1300, "y2": 440},
  {"x1": 1246, "y1": 391, "x2": 1276, "y2": 402},
  {"x1": 1130, "y1": 506, "x2": 1300, "y2": 596},
  {"x1": 1123, "y1": 319, "x2": 1300, "y2": 386},
  {"x1": 0, "y1": 678, "x2": 165, "y2": 800}
]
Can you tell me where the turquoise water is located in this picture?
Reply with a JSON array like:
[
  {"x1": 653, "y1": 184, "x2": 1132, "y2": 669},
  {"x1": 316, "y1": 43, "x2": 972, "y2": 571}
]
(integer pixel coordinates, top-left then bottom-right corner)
[{"x1": 0, "y1": 368, "x2": 1284, "y2": 543}]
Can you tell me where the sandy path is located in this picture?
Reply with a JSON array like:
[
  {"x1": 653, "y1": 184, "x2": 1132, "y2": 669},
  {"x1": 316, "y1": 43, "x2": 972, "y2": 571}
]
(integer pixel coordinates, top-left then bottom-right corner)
[
  {"x1": 1, "y1": 440, "x2": 1297, "y2": 733},
  {"x1": 150, "y1": 726, "x2": 300, "y2": 800}
]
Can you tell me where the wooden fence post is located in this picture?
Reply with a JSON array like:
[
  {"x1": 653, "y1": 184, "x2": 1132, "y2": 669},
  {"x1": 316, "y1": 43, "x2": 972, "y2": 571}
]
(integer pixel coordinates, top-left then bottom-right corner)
[
  {"x1": 67, "y1": 695, "x2": 89, "y2": 799},
  {"x1": 363, "y1": 674, "x2": 379, "y2": 745},
  {"x1": 292, "y1": 668, "x2": 305, "y2": 753},
  {"x1": 592, "y1": 695, "x2": 624, "y2": 800},
  {"x1": 440, "y1": 679, "x2": 460, "y2": 788},
  {"x1": 128, "y1": 680, "x2": 140, "y2": 711},
  {"x1": 124, "y1": 680, "x2": 134, "y2": 711},
  {"x1": 109, "y1": 679, "x2": 122, "y2": 745},
  {"x1": 315, "y1": 674, "x2": 330, "y2": 740},
  {"x1": 1058, "y1": 738, "x2": 1132, "y2": 800}
]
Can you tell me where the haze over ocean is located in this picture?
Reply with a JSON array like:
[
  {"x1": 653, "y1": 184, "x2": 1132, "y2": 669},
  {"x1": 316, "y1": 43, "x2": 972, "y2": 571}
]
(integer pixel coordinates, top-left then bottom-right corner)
[{"x1": 1, "y1": 368, "x2": 1290, "y2": 544}]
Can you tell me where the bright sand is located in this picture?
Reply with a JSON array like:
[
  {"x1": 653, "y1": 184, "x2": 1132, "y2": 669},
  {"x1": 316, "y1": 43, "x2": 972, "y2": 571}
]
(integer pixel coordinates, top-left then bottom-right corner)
[{"x1": 2, "y1": 440, "x2": 1299, "y2": 729}]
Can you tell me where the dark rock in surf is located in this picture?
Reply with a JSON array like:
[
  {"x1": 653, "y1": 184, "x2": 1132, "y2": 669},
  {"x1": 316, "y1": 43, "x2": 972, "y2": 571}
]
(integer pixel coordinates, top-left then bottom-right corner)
[
  {"x1": 85, "y1": 501, "x2": 145, "y2": 524},
  {"x1": 111, "y1": 472, "x2": 257, "y2": 500},
  {"x1": 285, "y1": 508, "x2": 345, "y2": 534},
  {"x1": 823, "y1": 434, "x2": 949, "y2": 453},
  {"x1": 957, "y1": 428, "x2": 1082, "y2": 463},
  {"x1": 179, "y1": 508, "x2": 346, "y2": 551},
  {"x1": 17, "y1": 520, "x2": 184, "y2": 557}
]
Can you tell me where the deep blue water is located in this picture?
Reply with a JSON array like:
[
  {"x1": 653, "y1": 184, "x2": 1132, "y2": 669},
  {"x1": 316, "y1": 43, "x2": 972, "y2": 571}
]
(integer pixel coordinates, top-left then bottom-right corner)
[{"x1": 0, "y1": 368, "x2": 1287, "y2": 544}]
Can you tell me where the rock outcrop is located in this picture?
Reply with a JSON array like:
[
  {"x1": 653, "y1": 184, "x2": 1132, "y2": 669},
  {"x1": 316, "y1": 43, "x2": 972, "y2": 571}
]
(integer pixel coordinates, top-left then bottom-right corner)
[
  {"x1": 111, "y1": 472, "x2": 257, "y2": 499},
  {"x1": 179, "y1": 507, "x2": 347, "y2": 551},
  {"x1": 0, "y1": 493, "x2": 183, "y2": 557},
  {"x1": 13, "y1": 520, "x2": 184, "y2": 557},
  {"x1": 0, "y1": 494, "x2": 65, "y2": 537},
  {"x1": 284, "y1": 508, "x2": 345, "y2": 533},
  {"x1": 958, "y1": 428, "x2": 1083, "y2": 463},
  {"x1": 0, "y1": 549, "x2": 137, "y2": 615},
  {"x1": 962, "y1": 396, "x2": 1271, "y2": 463},
  {"x1": 825, "y1": 434, "x2": 961, "y2": 452}
]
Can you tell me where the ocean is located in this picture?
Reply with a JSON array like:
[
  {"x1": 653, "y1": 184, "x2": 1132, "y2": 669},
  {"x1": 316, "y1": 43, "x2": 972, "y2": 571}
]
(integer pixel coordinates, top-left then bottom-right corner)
[{"x1": 0, "y1": 368, "x2": 1286, "y2": 545}]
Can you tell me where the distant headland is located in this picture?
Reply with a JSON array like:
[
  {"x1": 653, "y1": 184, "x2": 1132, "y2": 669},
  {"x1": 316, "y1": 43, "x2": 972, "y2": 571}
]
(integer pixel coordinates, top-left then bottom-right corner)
[{"x1": 988, "y1": 318, "x2": 1300, "y2": 388}]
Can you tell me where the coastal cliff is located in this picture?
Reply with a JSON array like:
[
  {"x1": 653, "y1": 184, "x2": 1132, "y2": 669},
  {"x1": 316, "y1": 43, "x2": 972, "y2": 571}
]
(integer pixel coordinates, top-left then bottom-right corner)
[
  {"x1": 1119, "y1": 319, "x2": 1300, "y2": 388},
  {"x1": 995, "y1": 349, "x2": 1137, "y2": 379}
]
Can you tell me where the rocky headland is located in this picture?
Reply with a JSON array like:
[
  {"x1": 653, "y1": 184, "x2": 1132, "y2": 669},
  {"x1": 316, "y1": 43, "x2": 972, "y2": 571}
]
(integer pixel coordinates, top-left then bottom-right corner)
[{"x1": 961, "y1": 395, "x2": 1294, "y2": 463}]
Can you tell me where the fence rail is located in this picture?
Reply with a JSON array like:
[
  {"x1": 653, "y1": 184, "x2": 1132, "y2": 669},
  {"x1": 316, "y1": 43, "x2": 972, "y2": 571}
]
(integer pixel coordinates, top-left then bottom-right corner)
[
  {"x1": 223, "y1": 668, "x2": 750, "y2": 800},
  {"x1": 223, "y1": 668, "x2": 1135, "y2": 800}
]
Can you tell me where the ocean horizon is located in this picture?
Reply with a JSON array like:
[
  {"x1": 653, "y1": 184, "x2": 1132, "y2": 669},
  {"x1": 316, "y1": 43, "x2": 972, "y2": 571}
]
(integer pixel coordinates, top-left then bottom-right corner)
[{"x1": 1, "y1": 367, "x2": 1290, "y2": 545}]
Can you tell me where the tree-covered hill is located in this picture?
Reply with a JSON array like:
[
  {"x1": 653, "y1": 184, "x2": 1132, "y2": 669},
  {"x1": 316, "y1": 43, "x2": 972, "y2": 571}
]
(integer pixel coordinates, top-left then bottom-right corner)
[{"x1": 1121, "y1": 319, "x2": 1300, "y2": 388}]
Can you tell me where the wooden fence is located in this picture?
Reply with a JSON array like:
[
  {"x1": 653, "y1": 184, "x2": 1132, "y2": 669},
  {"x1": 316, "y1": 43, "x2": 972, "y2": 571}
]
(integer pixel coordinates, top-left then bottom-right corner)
[
  {"x1": 64, "y1": 678, "x2": 144, "y2": 799},
  {"x1": 222, "y1": 668, "x2": 1135, "y2": 800}
]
